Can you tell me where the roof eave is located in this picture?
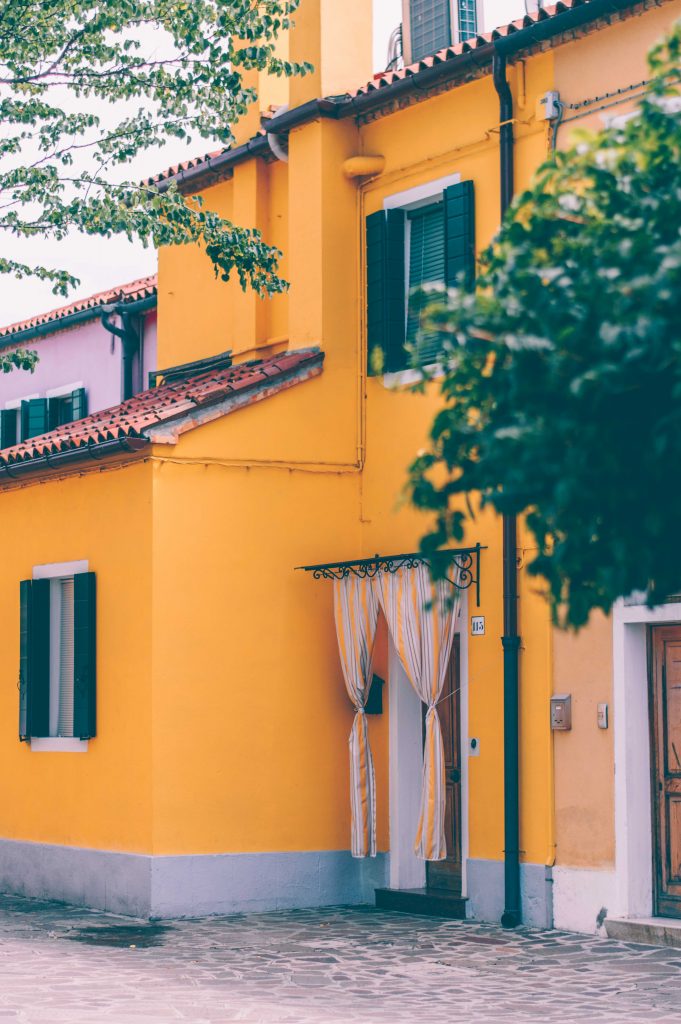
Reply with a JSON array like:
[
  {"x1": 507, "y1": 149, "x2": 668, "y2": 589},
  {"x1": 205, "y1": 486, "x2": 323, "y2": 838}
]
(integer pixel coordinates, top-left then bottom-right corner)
[
  {"x1": 144, "y1": 349, "x2": 325, "y2": 444},
  {"x1": 0, "y1": 291, "x2": 157, "y2": 349},
  {"x1": 154, "y1": 0, "x2": 644, "y2": 192},
  {"x1": 0, "y1": 435, "x2": 149, "y2": 483}
]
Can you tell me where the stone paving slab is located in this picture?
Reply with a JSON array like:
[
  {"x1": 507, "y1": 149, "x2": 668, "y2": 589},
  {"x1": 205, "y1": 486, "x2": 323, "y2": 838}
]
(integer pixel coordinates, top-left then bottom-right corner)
[{"x1": 0, "y1": 895, "x2": 679, "y2": 1023}]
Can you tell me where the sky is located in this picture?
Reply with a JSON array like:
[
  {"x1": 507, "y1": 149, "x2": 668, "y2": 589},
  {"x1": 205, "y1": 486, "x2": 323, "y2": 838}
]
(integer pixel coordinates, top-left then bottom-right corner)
[{"x1": 0, "y1": 0, "x2": 527, "y2": 327}]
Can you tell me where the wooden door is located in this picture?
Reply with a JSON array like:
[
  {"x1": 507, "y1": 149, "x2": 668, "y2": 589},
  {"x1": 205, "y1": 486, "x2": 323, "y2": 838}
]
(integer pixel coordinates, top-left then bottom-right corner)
[
  {"x1": 426, "y1": 635, "x2": 462, "y2": 893},
  {"x1": 650, "y1": 625, "x2": 681, "y2": 918}
]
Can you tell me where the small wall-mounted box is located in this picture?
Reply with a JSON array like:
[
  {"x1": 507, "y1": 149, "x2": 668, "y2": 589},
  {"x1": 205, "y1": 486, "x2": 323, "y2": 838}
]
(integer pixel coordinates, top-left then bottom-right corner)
[{"x1": 550, "y1": 694, "x2": 572, "y2": 731}]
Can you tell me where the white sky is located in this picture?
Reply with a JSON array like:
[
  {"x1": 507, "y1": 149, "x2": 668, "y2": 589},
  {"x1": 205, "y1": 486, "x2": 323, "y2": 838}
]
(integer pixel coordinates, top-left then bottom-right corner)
[{"x1": 0, "y1": 0, "x2": 524, "y2": 327}]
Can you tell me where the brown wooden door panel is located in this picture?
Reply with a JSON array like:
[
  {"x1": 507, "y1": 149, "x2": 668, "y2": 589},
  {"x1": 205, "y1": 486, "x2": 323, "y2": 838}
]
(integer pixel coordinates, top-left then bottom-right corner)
[
  {"x1": 650, "y1": 626, "x2": 681, "y2": 918},
  {"x1": 667, "y1": 796, "x2": 681, "y2": 885},
  {"x1": 426, "y1": 635, "x2": 462, "y2": 894}
]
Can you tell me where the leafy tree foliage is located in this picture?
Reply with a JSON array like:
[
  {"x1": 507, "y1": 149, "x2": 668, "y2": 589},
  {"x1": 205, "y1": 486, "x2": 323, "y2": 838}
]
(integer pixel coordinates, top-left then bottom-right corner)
[
  {"x1": 408, "y1": 27, "x2": 681, "y2": 628},
  {"x1": 0, "y1": 0, "x2": 307, "y2": 350}
]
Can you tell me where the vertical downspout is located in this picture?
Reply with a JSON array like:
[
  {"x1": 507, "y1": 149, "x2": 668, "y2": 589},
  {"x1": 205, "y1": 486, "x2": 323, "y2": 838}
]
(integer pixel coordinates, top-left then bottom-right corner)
[
  {"x1": 100, "y1": 308, "x2": 140, "y2": 401},
  {"x1": 493, "y1": 50, "x2": 522, "y2": 930}
]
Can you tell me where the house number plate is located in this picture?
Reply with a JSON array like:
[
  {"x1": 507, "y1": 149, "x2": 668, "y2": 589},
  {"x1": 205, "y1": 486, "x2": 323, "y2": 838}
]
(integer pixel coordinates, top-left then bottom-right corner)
[{"x1": 471, "y1": 615, "x2": 485, "y2": 636}]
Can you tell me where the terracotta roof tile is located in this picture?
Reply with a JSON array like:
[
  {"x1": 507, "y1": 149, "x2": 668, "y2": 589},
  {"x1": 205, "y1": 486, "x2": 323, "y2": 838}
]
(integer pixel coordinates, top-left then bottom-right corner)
[
  {"x1": 0, "y1": 348, "x2": 324, "y2": 473},
  {"x1": 146, "y1": 129, "x2": 268, "y2": 189},
  {"x1": 0, "y1": 274, "x2": 157, "y2": 344}
]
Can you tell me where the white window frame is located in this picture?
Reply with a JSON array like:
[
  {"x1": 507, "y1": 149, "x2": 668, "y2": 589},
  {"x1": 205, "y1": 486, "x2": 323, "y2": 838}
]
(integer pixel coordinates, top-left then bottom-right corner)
[
  {"x1": 30, "y1": 559, "x2": 89, "y2": 753},
  {"x1": 382, "y1": 172, "x2": 461, "y2": 387},
  {"x1": 45, "y1": 381, "x2": 84, "y2": 399}
]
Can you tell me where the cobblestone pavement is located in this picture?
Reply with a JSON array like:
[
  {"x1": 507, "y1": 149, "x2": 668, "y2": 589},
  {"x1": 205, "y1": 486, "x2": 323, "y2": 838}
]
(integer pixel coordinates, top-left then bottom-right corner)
[{"x1": 0, "y1": 896, "x2": 680, "y2": 1024}]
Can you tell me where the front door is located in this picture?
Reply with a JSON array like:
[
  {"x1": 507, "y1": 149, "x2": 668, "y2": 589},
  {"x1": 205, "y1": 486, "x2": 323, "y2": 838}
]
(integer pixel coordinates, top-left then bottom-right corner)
[
  {"x1": 426, "y1": 635, "x2": 462, "y2": 894},
  {"x1": 650, "y1": 625, "x2": 681, "y2": 918}
]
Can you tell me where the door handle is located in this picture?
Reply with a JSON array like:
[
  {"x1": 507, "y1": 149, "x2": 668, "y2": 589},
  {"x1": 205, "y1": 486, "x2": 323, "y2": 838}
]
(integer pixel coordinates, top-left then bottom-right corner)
[{"x1": 447, "y1": 768, "x2": 461, "y2": 783}]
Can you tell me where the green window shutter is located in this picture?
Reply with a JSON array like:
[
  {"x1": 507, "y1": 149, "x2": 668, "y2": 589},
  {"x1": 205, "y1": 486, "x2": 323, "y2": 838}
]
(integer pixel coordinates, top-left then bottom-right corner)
[
  {"x1": 410, "y1": 0, "x2": 452, "y2": 61},
  {"x1": 22, "y1": 578, "x2": 51, "y2": 739},
  {"x1": 48, "y1": 397, "x2": 62, "y2": 431},
  {"x1": 0, "y1": 409, "x2": 17, "y2": 450},
  {"x1": 19, "y1": 580, "x2": 31, "y2": 740},
  {"x1": 406, "y1": 203, "x2": 446, "y2": 365},
  {"x1": 21, "y1": 398, "x2": 48, "y2": 441},
  {"x1": 73, "y1": 572, "x2": 96, "y2": 740},
  {"x1": 444, "y1": 180, "x2": 476, "y2": 289},
  {"x1": 366, "y1": 209, "x2": 406, "y2": 375},
  {"x1": 71, "y1": 388, "x2": 88, "y2": 422}
]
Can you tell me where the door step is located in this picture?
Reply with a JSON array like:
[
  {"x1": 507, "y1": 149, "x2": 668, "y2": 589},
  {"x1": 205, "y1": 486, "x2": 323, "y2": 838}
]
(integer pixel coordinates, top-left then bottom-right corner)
[
  {"x1": 375, "y1": 888, "x2": 468, "y2": 919},
  {"x1": 605, "y1": 916, "x2": 681, "y2": 949}
]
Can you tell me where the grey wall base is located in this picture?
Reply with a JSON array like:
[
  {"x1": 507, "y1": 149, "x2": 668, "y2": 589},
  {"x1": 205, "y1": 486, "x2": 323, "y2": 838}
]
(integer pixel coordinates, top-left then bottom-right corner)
[
  {"x1": 0, "y1": 839, "x2": 388, "y2": 919},
  {"x1": 466, "y1": 859, "x2": 554, "y2": 929}
]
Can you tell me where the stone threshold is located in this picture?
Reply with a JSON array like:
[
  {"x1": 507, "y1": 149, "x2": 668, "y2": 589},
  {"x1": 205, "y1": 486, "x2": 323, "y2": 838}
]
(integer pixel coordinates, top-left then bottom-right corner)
[
  {"x1": 375, "y1": 887, "x2": 468, "y2": 919},
  {"x1": 605, "y1": 916, "x2": 681, "y2": 949}
]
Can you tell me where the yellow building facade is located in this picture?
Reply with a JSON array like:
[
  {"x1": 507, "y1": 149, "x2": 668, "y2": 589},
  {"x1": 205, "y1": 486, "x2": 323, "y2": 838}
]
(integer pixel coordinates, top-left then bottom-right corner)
[{"x1": 0, "y1": 0, "x2": 677, "y2": 928}]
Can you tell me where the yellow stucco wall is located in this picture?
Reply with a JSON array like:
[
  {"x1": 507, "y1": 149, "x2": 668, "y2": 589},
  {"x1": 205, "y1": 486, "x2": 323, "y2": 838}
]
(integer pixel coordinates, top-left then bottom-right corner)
[{"x1": 0, "y1": 462, "x2": 154, "y2": 852}]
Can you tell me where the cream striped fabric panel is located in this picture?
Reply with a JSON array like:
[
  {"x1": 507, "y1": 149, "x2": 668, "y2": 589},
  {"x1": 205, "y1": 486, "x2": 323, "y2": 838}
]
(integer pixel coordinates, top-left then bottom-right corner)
[
  {"x1": 375, "y1": 564, "x2": 461, "y2": 861},
  {"x1": 333, "y1": 574, "x2": 380, "y2": 858}
]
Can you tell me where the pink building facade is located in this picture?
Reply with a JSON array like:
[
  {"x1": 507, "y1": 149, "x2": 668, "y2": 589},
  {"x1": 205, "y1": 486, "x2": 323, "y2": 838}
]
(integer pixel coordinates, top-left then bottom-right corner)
[{"x1": 0, "y1": 276, "x2": 157, "y2": 447}]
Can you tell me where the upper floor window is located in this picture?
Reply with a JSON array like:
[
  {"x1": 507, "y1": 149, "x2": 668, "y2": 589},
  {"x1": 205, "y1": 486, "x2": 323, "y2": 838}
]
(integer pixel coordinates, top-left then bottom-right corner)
[
  {"x1": 0, "y1": 386, "x2": 88, "y2": 449},
  {"x1": 366, "y1": 178, "x2": 475, "y2": 375},
  {"x1": 403, "y1": 0, "x2": 479, "y2": 63}
]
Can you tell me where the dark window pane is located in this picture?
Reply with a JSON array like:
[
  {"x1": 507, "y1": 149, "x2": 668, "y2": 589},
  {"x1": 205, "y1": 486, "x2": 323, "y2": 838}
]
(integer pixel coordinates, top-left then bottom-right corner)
[{"x1": 406, "y1": 203, "x2": 446, "y2": 364}]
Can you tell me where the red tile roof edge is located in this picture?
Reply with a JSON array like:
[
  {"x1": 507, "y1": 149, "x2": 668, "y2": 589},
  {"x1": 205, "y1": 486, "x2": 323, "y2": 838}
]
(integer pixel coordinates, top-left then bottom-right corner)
[
  {"x1": 0, "y1": 347, "x2": 324, "y2": 481},
  {"x1": 0, "y1": 274, "x2": 158, "y2": 345},
  {"x1": 147, "y1": 0, "x2": 637, "y2": 188}
]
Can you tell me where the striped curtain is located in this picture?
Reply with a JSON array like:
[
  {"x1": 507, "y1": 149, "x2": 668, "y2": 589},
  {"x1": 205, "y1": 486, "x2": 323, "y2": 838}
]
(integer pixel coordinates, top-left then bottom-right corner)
[
  {"x1": 375, "y1": 562, "x2": 461, "y2": 860},
  {"x1": 333, "y1": 575, "x2": 380, "y2": 858}
]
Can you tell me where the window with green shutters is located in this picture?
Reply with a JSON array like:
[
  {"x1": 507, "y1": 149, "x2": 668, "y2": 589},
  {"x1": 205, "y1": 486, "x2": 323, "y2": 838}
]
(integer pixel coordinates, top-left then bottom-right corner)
[
  {"x1": 409, "y1": 0, "x2": 451, "y2": 62},
  {"x1": 18, "y1": 571, "x2": 97, "y2": 742},
  {"x1": 366, "y1": 180, "x2": 475, "y2": 375},
  {"x1": 48, "y1": 387, "x2": 88, "y2": 430},
  {"x1": 12, "y1": 387, "x2": 88, "y2": 442}
]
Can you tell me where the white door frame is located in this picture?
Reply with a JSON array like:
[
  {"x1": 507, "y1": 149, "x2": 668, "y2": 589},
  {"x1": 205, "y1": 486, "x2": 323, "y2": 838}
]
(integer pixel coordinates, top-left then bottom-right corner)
[
  {"x1": 387, "y1": 592, "x2": 468, "y2": 891},
  {"x1": 613, "y1": 598, "x2": 681, "y2": 918}
]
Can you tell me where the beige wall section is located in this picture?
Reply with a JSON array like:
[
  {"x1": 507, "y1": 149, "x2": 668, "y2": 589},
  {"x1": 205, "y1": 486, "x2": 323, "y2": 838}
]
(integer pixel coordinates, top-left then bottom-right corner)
[
  {"x1": 554, "y1": 0, "x2": 681, "y2": 139},
  {"x1": 552, "y1": 612, "x2": 615, "y2": 868}
]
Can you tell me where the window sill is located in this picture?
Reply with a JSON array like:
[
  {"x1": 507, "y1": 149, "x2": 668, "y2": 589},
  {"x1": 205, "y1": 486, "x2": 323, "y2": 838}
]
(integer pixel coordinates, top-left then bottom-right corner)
[
  {"x1": 382, "y1": 363, "x2": 444, "y2": 389},
  {"x1": 29, "y1": 737, "x2": 88, "y2": 753}
]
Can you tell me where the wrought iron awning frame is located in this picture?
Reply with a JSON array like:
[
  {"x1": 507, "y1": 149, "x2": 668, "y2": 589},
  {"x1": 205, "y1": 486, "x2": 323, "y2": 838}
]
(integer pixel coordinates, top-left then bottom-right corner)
[{"x1": 296, "y1": 544, "x2": 485, "y2": 607}]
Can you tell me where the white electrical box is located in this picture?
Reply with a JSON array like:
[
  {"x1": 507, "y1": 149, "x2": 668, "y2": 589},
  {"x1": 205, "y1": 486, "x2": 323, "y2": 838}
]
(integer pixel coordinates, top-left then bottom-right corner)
[{"x1": 537, "y1": 90, "x2": 561, "y2": 120}]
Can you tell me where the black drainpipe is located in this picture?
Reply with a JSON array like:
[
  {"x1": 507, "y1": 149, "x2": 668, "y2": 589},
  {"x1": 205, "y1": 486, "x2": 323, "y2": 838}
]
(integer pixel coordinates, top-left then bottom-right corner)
[
  {"x1": 493, "y1": 49, "x2": 522, "y2": 930},
  {"x1": 101, "y1": 306, "x2": 141, "y2": 401}
]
